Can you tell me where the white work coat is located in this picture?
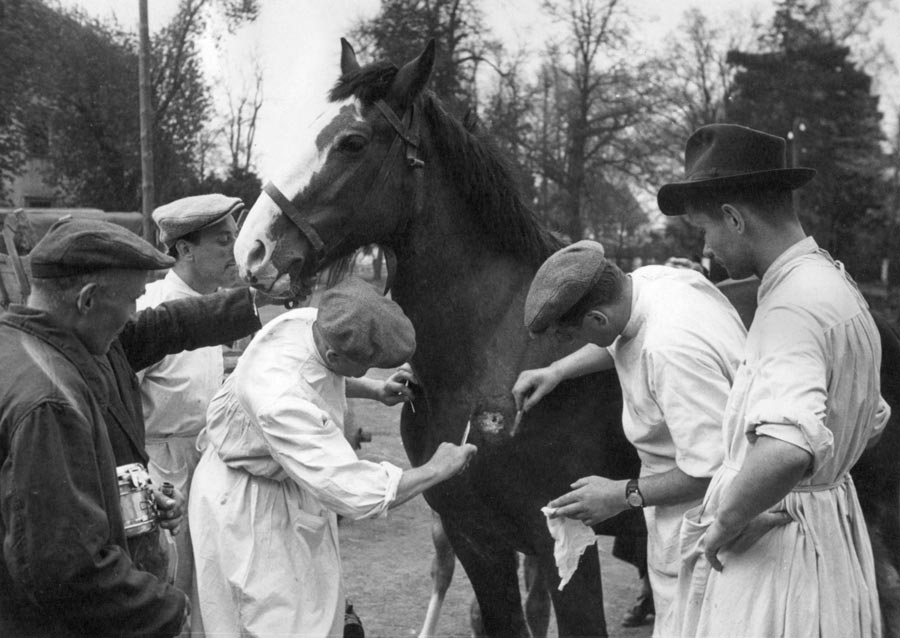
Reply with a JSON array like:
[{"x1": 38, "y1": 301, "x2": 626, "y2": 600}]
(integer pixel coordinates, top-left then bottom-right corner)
[
  {"x1": 189, "y1": 308, "x2": 402, "y2": 637},
  {"x1": 137, "y1": 270, "x2": 224, "y2": 601},
  {"x1": 663, "y1": 238, "x2": 890, "y2": 638},
  {"x1": 607, "y1": 266, "x2": 745, "y2": 634},
  {"x1": 137, "y1": 270, "x2": 223, "y2": 485}
]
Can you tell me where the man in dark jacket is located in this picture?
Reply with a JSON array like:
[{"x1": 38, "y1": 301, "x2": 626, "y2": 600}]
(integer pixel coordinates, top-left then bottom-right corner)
[{"x1": 0, "y1": 217, "x2": 260, "y2": 637}]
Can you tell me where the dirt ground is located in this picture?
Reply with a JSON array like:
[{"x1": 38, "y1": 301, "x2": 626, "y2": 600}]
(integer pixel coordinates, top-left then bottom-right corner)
[{"x1": 339, "y1": 368, "x2": 654, "y2": 638}]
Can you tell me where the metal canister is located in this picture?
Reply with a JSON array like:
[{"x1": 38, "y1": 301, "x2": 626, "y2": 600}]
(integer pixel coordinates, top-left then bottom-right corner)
[{"x1": 116, "y1": 463, "x2": 158, "y2": 538}]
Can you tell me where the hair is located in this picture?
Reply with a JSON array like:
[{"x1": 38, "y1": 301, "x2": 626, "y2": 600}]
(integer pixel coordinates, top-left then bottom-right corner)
[
  {"x1": 556, "y1": 261, "x2": 627, "y2": 328},
  {"x1": 329, "y1": 61, "x2": 563, "y2": 268},
  {"x1": 31, "y1": 270, "x2": 133, "y2": 308},
  {"x1": 688, "y1": 183, "x2": 794, "y2": 220},
  {"x1": 167, "y1": 229, "x2": 202, "y2": 259}
]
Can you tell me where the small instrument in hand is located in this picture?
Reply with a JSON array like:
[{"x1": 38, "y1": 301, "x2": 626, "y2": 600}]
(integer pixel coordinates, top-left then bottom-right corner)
[
  {"x1": 404, "y1": 378, "x2": 416, "y2": 413},
  {"x1": 461, "y1": 419, "x2": 471, "y2": 445}
]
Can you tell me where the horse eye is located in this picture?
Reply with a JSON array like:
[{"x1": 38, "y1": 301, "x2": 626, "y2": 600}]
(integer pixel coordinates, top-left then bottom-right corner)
[{"x1": 337, "y1": 134, "x2": 367, "y2": 153}]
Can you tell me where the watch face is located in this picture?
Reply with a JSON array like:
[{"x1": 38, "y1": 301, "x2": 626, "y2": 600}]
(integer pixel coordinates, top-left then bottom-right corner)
[{"x1": 627, "y1": 492, "x2": 643, "y2": 508}]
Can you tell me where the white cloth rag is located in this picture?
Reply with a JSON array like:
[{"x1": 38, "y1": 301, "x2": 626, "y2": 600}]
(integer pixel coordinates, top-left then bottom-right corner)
[{"x1": 541, "y1": 506, "x2": 600, "y2": 590}]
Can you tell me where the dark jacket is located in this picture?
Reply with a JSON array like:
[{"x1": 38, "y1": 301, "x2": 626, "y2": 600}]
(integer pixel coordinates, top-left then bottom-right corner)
[
  {"x1": 102, "y1": 287, "x2": 260, "y2": 467},
  {"x1": 0, "y1": 289, "x2": 260, "y2": 637},
  {"x1": 0, "y1": 306, "x2": 185, "y2": 637}
]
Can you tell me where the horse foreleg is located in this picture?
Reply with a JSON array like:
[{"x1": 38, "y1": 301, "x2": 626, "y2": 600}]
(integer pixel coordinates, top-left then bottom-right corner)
[
  {"x1": 444, "y1": 520, "x2": 529, "y2": 638},
  {"x1": 545, "y1": 543, "x2": 608, "y2": 638},
  {"x1": 419, "y1": 511, "x2": 456, "y2": 638},
  {"x1": 522, "y1": 553, "x2": 552, "y2": 638}
]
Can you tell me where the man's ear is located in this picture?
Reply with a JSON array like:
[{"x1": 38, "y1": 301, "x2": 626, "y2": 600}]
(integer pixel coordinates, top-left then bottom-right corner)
[
  {"x1": 175, "y1": 239, "x2": 194, "y2": 261},
  {"x1": 584, "y1": 309, "x2": 609, "y2": 327},
  {"x1": 75, "y1": 282, "x2": 99, "y2": 314},
  {"x1": 720, "y1": 204, "x2": 746, "y2": 234}
]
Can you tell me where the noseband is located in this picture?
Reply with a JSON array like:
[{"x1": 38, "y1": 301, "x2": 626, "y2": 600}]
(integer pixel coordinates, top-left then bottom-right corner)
[{"x1": 258, "y1": 98, "x2": 424, "y2": 271}]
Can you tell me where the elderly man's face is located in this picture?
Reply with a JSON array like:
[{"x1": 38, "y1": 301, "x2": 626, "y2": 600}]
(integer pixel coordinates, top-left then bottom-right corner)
[{"x1": 80, "y1": 270, "x2": 147, "y2": 355}]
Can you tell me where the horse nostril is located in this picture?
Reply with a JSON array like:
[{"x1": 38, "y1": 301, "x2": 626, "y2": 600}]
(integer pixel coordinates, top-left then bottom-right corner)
[{"x1": 246, "y1": 239, "x2": 268, "y2": 273}]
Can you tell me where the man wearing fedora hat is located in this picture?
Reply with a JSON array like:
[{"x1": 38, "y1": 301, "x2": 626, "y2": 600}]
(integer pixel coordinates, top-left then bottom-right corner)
[{"x1": 658, "y1": 123, "x2": 889, "y2": 637}]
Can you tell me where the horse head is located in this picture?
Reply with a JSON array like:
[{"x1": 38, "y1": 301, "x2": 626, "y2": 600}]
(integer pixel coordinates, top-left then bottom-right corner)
[{"x1": 234, "y1": 39, "x2": 436, "y2": 296}]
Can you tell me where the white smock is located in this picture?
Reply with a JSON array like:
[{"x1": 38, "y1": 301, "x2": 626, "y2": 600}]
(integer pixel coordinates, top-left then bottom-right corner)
[
  {"x1": 663, "y1": 238, "x2": 890, "y2": 638},
  {"x1": 136, "y1": 270, "x2": 223, "y2": 596},
  {"x1": 608, "y1": 266, "x2": 745, "y2": 635},
  {"x1": 189, "y1": 307, "x2": 403, "y2": 637}
]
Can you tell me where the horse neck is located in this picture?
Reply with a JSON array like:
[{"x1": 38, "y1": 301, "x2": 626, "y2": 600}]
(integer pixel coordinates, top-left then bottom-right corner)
[{"x1": 388, "y1": 175, "x2": 536, "y2": 391}]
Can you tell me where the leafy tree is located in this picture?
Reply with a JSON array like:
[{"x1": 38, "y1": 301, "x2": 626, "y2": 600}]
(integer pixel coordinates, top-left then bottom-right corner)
[
  {"x1": 725, "y1": 0, "x2": 887, "y2": 274},
  {"x1": 196, "y1": 165, "x2": 262, "y2": 209},
  {"x1": 0, "y1": 0, "x2": 258, "y2": 211}
]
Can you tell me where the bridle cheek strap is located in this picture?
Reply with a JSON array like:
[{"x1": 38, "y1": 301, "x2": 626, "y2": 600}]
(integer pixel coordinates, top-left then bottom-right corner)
[
  {"x1": 258, "y1": 99, "x2": 422, "y2": 273},
  {"x1": 262, "y1": 181, "x2": 326, "y2": 254}
]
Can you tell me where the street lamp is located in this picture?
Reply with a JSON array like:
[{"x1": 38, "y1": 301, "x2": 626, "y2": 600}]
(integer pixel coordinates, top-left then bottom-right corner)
[{"x1": 787, "y1": 117, "x2": 807, "y2": 211}]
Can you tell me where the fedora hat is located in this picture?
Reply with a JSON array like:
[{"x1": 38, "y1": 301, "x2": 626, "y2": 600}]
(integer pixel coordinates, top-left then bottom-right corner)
[{"x1": 658, "y1": 123, "x2": 816, "y2": 216}]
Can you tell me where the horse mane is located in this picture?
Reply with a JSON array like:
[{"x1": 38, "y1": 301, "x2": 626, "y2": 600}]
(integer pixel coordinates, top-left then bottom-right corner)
[{"x1": 331, "y1": 62, "x2": 563, "y2": 267}]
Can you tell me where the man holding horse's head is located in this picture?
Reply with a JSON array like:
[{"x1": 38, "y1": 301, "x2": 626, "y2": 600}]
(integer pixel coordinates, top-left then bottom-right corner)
[
  {"x1": 512, "y1": 238, "x2": 746, "y2": 636},
  {"x1": 658, "y1": 123, "x2": 890, "y2": 637}
]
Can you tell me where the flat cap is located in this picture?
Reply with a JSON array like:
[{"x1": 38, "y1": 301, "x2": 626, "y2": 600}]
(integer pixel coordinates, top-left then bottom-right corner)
[
  {"x1": 30, "y1": 216, "x2": 174, "y2": 278},
  {"x1": 318, "y1": 277, "x2": 416, "y2": 368},
  {"x1": 152, "y1": 194, "x2": 244, "y2": 247},
  {"x1": 524, "y1": 240, "x2": 606, "y2": 333}
]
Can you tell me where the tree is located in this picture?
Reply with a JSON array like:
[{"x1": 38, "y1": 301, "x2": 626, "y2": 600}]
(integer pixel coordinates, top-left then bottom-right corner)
[
  {"x1": 0, "y1": 0, "x2": 258, "y2": 211},
  {"x1": 521, "y1": 0, "x2": 661, "y2": 244},
  {"x1": 725, "y1": 0, "x2": 887, "y2": 273},
  {"x1": 351, "y1": 0, "x2": 498, "y2": 116}
]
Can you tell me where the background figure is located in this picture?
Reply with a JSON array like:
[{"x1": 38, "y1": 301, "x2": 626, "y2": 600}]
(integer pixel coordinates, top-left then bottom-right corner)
[
  {"x1": 0, "y1": 218, "x2": 188, "y2": 637},
  {"x1": 136, "y1": 194, "x2": 244, "y2": 603}
]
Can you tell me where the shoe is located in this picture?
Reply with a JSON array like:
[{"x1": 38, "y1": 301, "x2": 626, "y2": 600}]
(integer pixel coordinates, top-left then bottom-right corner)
[
  {"x1": 344, "y1": 600, "x2": 364, "y2": 638},
  {"x1": 621, "y1": 593, "x2": 655, "y2": 627}
]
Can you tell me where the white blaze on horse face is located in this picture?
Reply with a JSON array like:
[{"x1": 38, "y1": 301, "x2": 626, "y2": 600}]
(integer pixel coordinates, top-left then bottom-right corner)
[{"x1": 234, "y1": 97, "x2": 364, "y2": 287}]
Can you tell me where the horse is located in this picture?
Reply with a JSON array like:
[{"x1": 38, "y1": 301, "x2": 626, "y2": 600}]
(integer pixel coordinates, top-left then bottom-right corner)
[
  {"x1": 233, "y1": 39, "x2": 644, "y2": 637},
  {"x1": 717, "y1": 277, "x2": 900, "y2": 637}
]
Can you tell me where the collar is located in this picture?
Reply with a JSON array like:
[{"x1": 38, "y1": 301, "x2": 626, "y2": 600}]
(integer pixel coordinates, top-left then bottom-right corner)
[
  {"x1": 0, "y1": 305, "x2": 108, "y2": 404},
  {"x1": 758, "y1": 236, "x2": 818, "y2": 300},
  {"x1": 164, "y1": 269, "x2": 203, "y2": 297},
  {"x1": 619, "y1": 274, "x2": 642, "y2": 341}
]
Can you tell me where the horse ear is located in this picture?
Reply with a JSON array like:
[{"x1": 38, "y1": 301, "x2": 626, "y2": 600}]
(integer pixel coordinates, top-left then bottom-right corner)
[
  {"x1": 390, "y1": 39, "x2": 435, "y2": 105},
  {"x1": 340, "y1": 38, "x2": 361, "y2": 75}
]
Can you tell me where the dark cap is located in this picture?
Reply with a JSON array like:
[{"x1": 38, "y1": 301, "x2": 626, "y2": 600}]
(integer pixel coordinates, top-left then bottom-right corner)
[
  {"x1": 152, "y1": 194, "x2": 244, "y2": 248},
  {"x1": 30, "y1": 216, "x2": 174, "y2": 278},
  {"x1": 657, "y1": 123, "x2": 816, "y2": 216},
  {"x1": 525, "y1": 240, "x2": 606, "y2": 333},
  {"x1": 318, "y1": 277, "x2": 416, "y2": 368}
]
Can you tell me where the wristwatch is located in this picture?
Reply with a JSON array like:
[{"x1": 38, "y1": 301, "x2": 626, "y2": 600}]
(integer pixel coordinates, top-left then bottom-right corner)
[{"x1": 625, "y1": 478, "x2": 644, "y2": 508}]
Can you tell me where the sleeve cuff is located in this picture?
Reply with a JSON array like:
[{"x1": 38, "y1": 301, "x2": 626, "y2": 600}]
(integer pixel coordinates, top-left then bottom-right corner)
[
  {"x1": 375, "y1": 462, "x2": 404, "y2": 517},
  {"x1": 746, "y1": 400, "x2": 833, "y2": 473}
]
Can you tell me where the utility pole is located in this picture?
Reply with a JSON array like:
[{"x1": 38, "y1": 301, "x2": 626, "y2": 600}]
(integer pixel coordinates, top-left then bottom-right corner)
[{"x1": 138, "y1": 0, "x2": 155, "y2": 243}]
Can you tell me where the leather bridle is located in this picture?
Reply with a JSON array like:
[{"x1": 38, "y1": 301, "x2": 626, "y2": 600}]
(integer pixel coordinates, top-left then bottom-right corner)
[{"x1": 256, "y1": 98, "x2": 425, "y2": 275}]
